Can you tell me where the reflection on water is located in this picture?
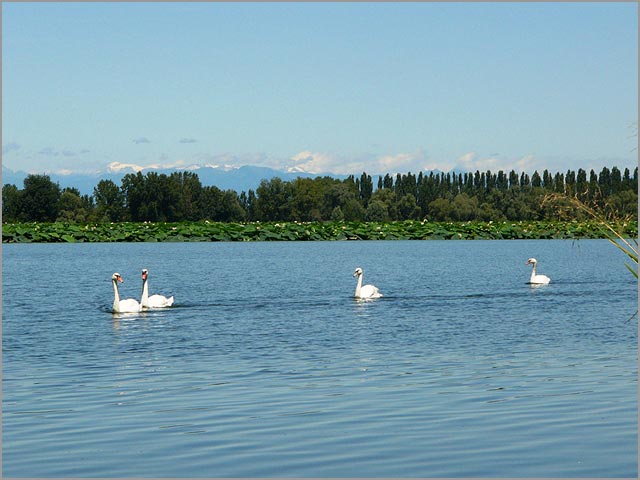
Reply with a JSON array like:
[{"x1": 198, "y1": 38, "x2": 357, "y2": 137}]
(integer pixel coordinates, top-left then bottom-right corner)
[{"x1": 2, "y1": 239, "x2": 637, "y2": 477}]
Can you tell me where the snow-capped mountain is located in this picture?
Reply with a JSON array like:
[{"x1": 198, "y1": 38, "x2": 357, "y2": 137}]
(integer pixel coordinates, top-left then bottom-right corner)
[{"x1": 1, "y1": 163, "x2": 346, "y2": 196}]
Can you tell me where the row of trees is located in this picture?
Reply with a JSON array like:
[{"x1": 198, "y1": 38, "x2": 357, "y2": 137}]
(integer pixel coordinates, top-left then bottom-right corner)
[{"x1": 2, "y1": 166, "x2": 637, "y2": 223}]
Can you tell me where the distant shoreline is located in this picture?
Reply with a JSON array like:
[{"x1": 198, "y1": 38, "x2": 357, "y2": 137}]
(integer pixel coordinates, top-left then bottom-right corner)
[{"x1": 2, "y1": 220, "x2": 637, "y2": 243}]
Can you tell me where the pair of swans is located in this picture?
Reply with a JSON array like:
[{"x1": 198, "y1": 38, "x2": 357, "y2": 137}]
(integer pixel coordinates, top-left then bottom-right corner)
[
  {"x1": 112, "y1": 269, "x2": 174, "y2": 313},
  {"x1": 353, "y1": 258, "x2": 550, "y2": 299}
]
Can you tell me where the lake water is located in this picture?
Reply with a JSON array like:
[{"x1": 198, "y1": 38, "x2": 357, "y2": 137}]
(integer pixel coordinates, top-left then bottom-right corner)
[{"x1": 2, "y1": 239, "x2": 638, "y2": 477}]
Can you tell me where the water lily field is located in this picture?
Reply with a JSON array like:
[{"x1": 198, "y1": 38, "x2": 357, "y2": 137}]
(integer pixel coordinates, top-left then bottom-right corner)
[{"x1": 2, "y1": 219, "x2": 637, "y2": 243}]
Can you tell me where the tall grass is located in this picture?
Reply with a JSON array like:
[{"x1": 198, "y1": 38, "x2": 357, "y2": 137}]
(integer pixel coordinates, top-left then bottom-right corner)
[{"x1": 543, "y1": 193, "x2": 638, "y2": 279}]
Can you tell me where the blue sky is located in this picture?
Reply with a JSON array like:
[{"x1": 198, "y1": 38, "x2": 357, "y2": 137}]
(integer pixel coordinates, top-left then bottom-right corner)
[{"x1": 2, "y1": 2, "x2": 637, "y2": 176}]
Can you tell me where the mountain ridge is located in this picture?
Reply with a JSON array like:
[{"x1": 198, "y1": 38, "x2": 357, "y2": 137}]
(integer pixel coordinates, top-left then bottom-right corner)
[
  {"x1": 1, "y1": 164, "x2": 356, "y2": 195},
  {"x1": 1, "y1": 163, "x2": 455, "y2": 196}
]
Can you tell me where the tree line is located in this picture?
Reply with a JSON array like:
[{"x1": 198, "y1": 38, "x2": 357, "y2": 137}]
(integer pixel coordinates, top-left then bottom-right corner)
[{"x1": 2, "y1": 166, "x2": 637, "y2": 224}]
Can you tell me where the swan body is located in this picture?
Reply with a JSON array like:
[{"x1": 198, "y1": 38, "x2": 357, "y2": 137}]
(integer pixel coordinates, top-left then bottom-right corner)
[
  {"x1": 141, "y1": 269, "x2": 174, "y2": 308},
  {"x1": 526, "y1": 258, "x2": 551, "y2": 284},
  {"x1": 353, "y1": 267, "x2": 383, "y2": 299},
  {"x1": 112, "y1": 273, "x2": 142, "y2": 313}
]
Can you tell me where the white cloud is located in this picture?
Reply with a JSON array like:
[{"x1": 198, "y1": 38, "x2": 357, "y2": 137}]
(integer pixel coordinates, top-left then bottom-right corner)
[
  {"x1": 194, "y1": 152, "x2": 270, "y2": 169},
  {"x1": 18, "y1": 146, "x2": 623, "y2": 182},
  {"x1": 287, "y1": 149, "x2": 433, "y2": 175},
  {"x1": 107, "y1": 158, "x2": 210, "y2": 173},
  {"x1": 452, "y1": 151, "x2": 543, "y2": 173},
  {"x1": 202, "y1": 164, "x2": 238, "y2": 172},
  {"x1": 514, "y1": 154, "x2": 537, "y2": 171},
  {"x1": 289, "y1": 151, "x2": 339, "y2": 174},
  {"x1": 177, "y1": 164, "x2": 205, "y2": 171},
  {"x1": 377, "y1": 151, "x2": 427, "y2": 172},
  {"x1": 108, "y1": 161, "x2": 146, "y2": 173}
]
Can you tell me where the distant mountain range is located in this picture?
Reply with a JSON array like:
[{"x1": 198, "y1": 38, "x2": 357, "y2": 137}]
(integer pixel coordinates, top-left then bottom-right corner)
[
  {"x1": 2, "y1": 163, "x2": 355, "y2": 196},
  {"x1": 1, "y1": 162, "x2": 457, "y2": 196}
]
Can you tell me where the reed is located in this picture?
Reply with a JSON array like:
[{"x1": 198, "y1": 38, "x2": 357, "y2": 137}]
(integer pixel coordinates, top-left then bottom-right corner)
[{"x1": 542, "y1": 193, "x2": 638, "y2": 279}]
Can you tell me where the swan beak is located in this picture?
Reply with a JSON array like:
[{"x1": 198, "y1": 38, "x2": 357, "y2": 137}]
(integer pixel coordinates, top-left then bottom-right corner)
[
  {"x1": 142, "y1": 273, "x2": 147, "y2": 280},
  {"x1": 117, "y1": 276, "x2": 124, "y2": 283}
]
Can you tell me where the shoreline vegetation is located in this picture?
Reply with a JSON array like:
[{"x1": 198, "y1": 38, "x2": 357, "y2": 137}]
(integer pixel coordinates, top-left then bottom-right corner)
[
  {"x1": 2, "y1": 166, "x2": 637, "y2": 226},
  {"x1": 3, "y1": 166, "x2": 637, "y2": 249},
  {"x1": 2, "y1": 219, "x2": 637, "y2": 243}
]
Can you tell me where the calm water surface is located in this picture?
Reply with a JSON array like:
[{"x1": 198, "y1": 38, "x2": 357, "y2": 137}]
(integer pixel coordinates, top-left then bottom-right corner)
[{"x1": 2, "y1": 239, "x2": 638, "y2": 477}]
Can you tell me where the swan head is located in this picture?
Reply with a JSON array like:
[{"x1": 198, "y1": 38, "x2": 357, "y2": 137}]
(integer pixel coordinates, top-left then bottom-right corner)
[
  {"x1": 112, "y1": 273, "x2": 124, "y2": 283},
  {"x1": 353, "y1": 267, "x2": 363, "y2": 277},
  {"x1": 141, "y1": 269, "x2": 148, "y2": 281},
  {"x1": 526, "y1": 258, "x2": 538, "y2": 266}
]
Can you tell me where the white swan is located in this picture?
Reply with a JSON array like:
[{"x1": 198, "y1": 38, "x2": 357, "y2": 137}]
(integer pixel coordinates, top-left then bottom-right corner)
[
  {"x1": 526, "y1": 258, "x2": 551, "y2": 284},
  {"x1": 112, "y1": 273, "x2": 142, "y2": 313},
  {"x1": 141, "y1": 269, "x2": 174, "y2": 308},
  {"x1": 353, "y1": 267, "x2": 383, "y2": 299}
]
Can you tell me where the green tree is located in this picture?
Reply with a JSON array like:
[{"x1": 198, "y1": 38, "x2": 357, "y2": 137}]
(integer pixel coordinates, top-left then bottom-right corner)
[
  {"x1": 450, "y1": 193, "x2": 479, "y2": 221},
  {"x1": 325, "y1": 182, "x2": 358, "y2": 216},
  {"x1": 342, "y1": 198, "x2": 365, "y2": 221},
  {"x1": 57, "y1": 187, "x2": 91, "y2": 222},
  {"x1": 496, "y1": 171, "x2": 508, "y2": 191},
  {"x1": 142, "y1": 172, "x2": 180, "y2": 221},
  {"x1": 397, "y1": 193, "x2": 421, "y2": 220},
  {"x1": 121, "y1": 172, "x2": 146, "y2": 221},
  {"x1": 369, "y1": 188, "x2": 398, "y2": 220},
  {"x1": 542, "y1": 170, "x2": 553, "y2": 190},
  {"x1": 170, "y1": 171, "x2": 203, "y2": 221},
  {"x1": 289, "y1": 177, "x2": 325, "y2": 221},
  {"x1": 2, "y1": 184, "x2": 22, "y2": 222},
  {"x1": 428, "y1": 198, "x2": 451, "y2": 221},
  {"x1": 218, "y1": 190, "x2": 245, "y2": 222},
  {"x1": 576, "y1": 168, "x2": 588, "y2": 199},
  {"x1": 508, "y1": 170, "x2": 519, "y2": 190},
  {"x1": 21, "y1": 174, "x2": 61, "y2": 221},
  {"x1": 254, "y1": 178, "x2": 292, "y2": 221},
  {"x1": 608, "y1": 190, "x2": 638, "y2": 219},
  {"x1": 365, "y1": 200, "x2": 389, "y2": 221},
  {"x1": 610, "y1": 166, "x2": 622, "y2": 195},
  {"x1": 553, "y1": 172, "x2": 565, "y2": 193},
  {"x1": 598, "y1": 167, "x2": 612, "y2": 196},
  {"x1": 587, "y1": 169, "x2": 600, "y2": 202},
  {"x1": 359, "y1": 172, "x2": 373, "y2": 206},
  {"x1": 94, "y1": 179, "x2": 125, "y2": 221},
  {"x1": 239, "y1": 190, "x2": 257, "y2": 221},
  {"x1": 565, "y1": 170, "x2": 576, "y2": 196},
  {"x1": 531, "y1": 171, "x2": 542, "y2": 188},
  {"x1": 330, "y1": 206, "x2": 345, "y2": 221},
  {"x1": 199, "y1": 185, "x2": 224, "y2": 220}
]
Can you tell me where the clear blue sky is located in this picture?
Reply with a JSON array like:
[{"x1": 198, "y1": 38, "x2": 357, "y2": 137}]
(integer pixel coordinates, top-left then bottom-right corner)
[{"x1": 2, "y1": 2, "x2": 637, "y2": 176}]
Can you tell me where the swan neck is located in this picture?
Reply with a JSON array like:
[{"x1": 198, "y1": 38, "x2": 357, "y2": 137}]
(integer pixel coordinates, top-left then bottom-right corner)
[
  {"x1": 355, "y1": 274, "x2": 363, "y2": 297},
  {"x1": 141, "y1": 278, "x2": 149, "y2": 306},
  {"x1": 530, "y1": 263, "x2": 537, "y2": 281},
  {"x1": 112, "y1": 279, "x2": 120, "y2": 311}
]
